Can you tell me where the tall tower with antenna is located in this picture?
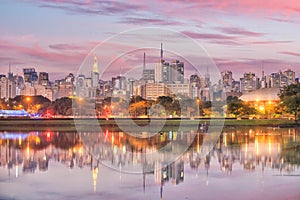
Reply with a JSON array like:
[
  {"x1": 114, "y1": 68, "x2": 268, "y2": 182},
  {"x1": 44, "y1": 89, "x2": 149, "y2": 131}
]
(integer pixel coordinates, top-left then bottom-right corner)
[
  {"x1": 8, "y1": 63, "x2": 13, "y2": 81},
  {"x1": 142, "y1": 52, "x2": 155, "y2": 82},
  {"x1": 93, "y1": 55, "x2": 98, "y2": 73},
  {"x1": 160, "y1": 43, "x2": 163, "y2": 60},
  {"x1": 91, "y1": 54, "x2": 99, "y2": 90},
  {"x1": 143, "y1": 52, "x2": 146, "y2": 71}
]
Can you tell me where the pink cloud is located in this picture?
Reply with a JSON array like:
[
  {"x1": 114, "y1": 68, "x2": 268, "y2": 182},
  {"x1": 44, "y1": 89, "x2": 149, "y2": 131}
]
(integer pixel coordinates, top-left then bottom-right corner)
[
  {"x1": 162, "y1": 0, "x2": 300, "y2": 16},
  {"x1": 181, "y1": 31, "x2": 236, "y2": 40},
  {"x1": 250, "y1": 41, "x2": 292, "y2": 44},
  {"x1": 36, "y1": 0, "x2": 147, "y2": 16},
  {"x1": 118, "y1": 17, "x2": 183, "y2": 26},
  {"x1": 0, "y1": 39, "x2": 88, "y2": 78},
  {"x1": 280, "y1": 51, "x2": 300, "y2": 57},
  {"x1": 216, "y1": 27, "x2": 264, "y2": 37}
]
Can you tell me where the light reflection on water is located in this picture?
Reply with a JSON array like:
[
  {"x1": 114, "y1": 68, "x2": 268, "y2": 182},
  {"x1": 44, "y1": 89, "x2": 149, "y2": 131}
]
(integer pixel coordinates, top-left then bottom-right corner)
[{"x1": 0, "y1": 127, "x2": 300, "y2": 200}]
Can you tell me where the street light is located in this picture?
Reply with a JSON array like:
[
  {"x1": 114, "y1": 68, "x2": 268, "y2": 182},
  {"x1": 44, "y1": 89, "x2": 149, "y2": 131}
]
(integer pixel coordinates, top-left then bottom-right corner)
[{"x1": 26, "y1": 97, "x2": 31, "y2": 112}]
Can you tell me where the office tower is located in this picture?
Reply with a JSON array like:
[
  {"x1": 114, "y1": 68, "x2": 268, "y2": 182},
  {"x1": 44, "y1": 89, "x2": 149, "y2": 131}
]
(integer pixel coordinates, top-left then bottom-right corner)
[
  {"x1": 155, "y1": 43, "x2": 165, "y2": 83},
  {"x1": 142, "y1": 52, "x2": 155, "y2": 82},
  {"x1": 190, "y1": 74, "x2": 201, "y2": 99},
  {"x1": 240, "y1": 72, "x2": 259, "y2": 93},
  {"x1": 221, "y1": 70, "x2": 233, "y2": 92},
  {"x1": 170, "y1": 60, "x2": 184, "y2": 84},
  {"x1": 0, "y1": 76, "x2": 16, "y2": 98},
  {"x1": 283, "y1": 69, "x2": 296, "y2": 85},
  {"x1": 38, "y1": 72, "x2": 49, "y2": 86},
  {"x1": 91, "y1": 55, "x2": 99, "y2": 88},
  {"x1": 267, "y1": 69, "x2": 294, "y2": 88},
  {"x1": 23, "y1": 68, "x2": 38, "y2": 83}
]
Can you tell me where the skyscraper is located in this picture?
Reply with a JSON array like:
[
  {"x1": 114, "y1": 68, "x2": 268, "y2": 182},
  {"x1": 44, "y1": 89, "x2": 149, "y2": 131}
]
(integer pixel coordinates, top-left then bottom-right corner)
[
  {"x1": 221, "y1": 70, "x2": 233, "y2": 91},
  {"x1": 38, "y1": 72, "x2": 49, "y2": 86},
  {"x1": 23, "y1": 68, "x2": 38, "y2": 83},
  {"x1": 91, "y1": 55, "x2": 99, "y2": 88},
  {"x1": 240, "y1": 72, "x2": 259, "y2": 93},
  {"x1": 283, "y1": 69, "x2": 296, "y2": 85},
  {"x1": 170, "y1": 60, "x2": 184, "y2": 84},
  {"x1": 155, "y1": 44, "x2": 164, "y2": 83},
  {"x1": 0, "y1": 76, "x2": 16, "y2": 98},
  {"x1": 142, "y1": 52, "x2": 155, "y2": 82}
]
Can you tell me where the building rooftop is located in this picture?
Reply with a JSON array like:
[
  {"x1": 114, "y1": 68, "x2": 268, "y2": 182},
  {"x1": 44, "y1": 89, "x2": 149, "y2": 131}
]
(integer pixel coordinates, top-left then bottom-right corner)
[{"x1": 240, "y1": 87, "x2": 280, "y2": 102}]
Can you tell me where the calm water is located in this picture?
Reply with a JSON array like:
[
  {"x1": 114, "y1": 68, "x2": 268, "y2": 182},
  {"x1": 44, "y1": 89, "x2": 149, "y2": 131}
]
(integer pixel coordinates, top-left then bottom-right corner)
[{"x1": 0, "y1": 127, "x2": 300, "y2": 200}]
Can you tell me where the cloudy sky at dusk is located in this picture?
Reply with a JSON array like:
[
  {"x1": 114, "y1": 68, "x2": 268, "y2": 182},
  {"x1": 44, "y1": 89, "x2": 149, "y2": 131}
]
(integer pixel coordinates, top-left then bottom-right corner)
[{"x1": 1, "y1": 0, "x2": 300, "y2": 81}]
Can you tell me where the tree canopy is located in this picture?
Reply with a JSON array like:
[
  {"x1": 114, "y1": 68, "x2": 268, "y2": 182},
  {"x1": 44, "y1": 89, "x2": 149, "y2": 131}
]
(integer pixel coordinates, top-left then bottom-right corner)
[{"x1": 279, "y1": 83, "x2": 300, "y2": 120}]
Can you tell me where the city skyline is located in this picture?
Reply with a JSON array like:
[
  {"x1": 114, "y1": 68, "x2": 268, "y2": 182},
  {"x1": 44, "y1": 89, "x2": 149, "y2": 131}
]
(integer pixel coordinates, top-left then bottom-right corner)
[{"x1": 1, "y1": 1, "x2": 300, "y2": 81}]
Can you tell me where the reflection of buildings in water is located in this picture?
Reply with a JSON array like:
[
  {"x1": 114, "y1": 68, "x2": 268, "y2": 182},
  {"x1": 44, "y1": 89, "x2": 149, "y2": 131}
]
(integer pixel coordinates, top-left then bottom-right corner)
[
  {"x1": 187, "y1": 128, "x2": 300, "y2": 178},
  {"x1": 153, "y1": 159, "x2": 184, "y2": 200},
  {"x1": 79, "y1": 130, "x2": 196, "y2": 174},
  {"x1": 0, "y1": 128, "x2": 300, "y2": 194}
]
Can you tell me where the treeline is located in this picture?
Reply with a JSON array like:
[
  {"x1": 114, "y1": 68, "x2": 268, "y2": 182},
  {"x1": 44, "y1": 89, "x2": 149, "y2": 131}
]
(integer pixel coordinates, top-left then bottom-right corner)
[{"x1": 1, "y1": 83, "x2": 299, "y2": 119}]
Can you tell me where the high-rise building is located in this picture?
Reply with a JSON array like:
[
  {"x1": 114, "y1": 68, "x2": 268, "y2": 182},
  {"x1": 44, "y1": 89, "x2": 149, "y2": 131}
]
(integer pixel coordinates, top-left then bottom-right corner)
[
  {"x1": 267, "y1": 69, "x2": 294, "y2": 88},
  {"x1": 154, "y1": 44, "x2": 184, "y2": 84},
  {"x1": 167, "y1": 83, "x2": 190, "y2": 97},
  {"x1": 111, "y1": 75, "x2": 128, "y2": 99},
  {"x1": 190, "y1": 74, "x2": 201, "y2": 99},
  {"x1": 260, "y1": 68, "x2": 267, "y2": 89},
  {"x1": 8, "y1": 64, "x2": 13, "y2": 81},
  {"x1": 20, "y1": 82, "x2": 36, "y2": 96},
  {"x1": 35, "y1": 85, "x2": 54, "y2": 101},
  {"x1": 143, "y1": 83, "x2": 167, "y2": 100},
  {"x1": 0, "y1": 76, "x2": 16, "y2": 98},
  {"x1": 76, "y1": 74, "x2": 89, "y2": 98},
  {"x1": 170, "y1": 60, "x2": 184, "y2": 84},
  {"x1": 57, "y1": 74, "x2": 75, "y2": 98},
  {"x1": 38, "y1": 72, "x2": 49, "y2": 86},
  {"x1": 155, "y1": 43, "x2": 167, "y2": 83},
  {"x1": 91, "y1": 55, "x2": 99, "y2": 88},
  {"x1": 240, "y1": 72, "x2": 259, "y2": 93},
  {"x1": 142, "y1": 52, "x2": 155, "y2": 82},
  {"x1": 283, "y1": 69, "x2": 296, "y2": 85},
  {"x1": 221, "y1": 70, "x2": 233, "y2": 92},
  {"x1": 23, "y1": 68, "x2": 38, "y2": 83}
]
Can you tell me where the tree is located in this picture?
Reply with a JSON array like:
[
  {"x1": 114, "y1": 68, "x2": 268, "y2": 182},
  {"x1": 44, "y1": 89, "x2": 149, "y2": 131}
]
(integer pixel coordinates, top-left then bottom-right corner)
[
  {"x1": 279, "y1": 83, "x2": 300, "y2": 120},
  {"x1": 52, "y1": 97, "x2": 73, "y2": 116},
  {"x1": 129, "y1": 100, "x2": 149, "y2": 117},
  {"x1": 227, "y1": 101, "x2": 243, "y2": 117},
  {"x1": 227, "y1": 100, "x2": 256, "y2": 117}
]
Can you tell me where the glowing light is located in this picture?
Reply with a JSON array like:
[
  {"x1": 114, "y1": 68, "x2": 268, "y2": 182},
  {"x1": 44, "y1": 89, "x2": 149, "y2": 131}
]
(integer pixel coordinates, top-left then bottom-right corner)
[
  {"x1": 35, "y1": 137, "x2": 40, "y2": 144},
  {"x1": 93, "y1": 167, "x2": 99, "y2": 192},
  {"x1": 18, "y1": 136, "x2": 22, "y2": 146},
  {"x1": 16, "y1": 165, "x2": 19, "y2": 178},
  {"x1": 268, "y1": 138, "x2": 272, "y2": 154},
  {"x1": 259, "y1": 106, "x2": 265, "y2": 111},
  {"x1": 26, "y1": 143, "x2": 30, "y2": 158},
  {"x1": 255, "y1": 137, "x2": 259, "y2": 155}
]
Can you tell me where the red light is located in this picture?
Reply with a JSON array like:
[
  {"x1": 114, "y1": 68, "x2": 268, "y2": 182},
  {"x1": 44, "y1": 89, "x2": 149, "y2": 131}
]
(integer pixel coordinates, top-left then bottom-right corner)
[{"x1": 46, "y1": 132, "x2": 52, "y2": 141}]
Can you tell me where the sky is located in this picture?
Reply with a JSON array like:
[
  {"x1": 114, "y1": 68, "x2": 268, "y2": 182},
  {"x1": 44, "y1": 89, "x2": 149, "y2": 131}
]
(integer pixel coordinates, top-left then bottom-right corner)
[{"x1": 1, "y1": 0, "x2": 300, "y2": 81}]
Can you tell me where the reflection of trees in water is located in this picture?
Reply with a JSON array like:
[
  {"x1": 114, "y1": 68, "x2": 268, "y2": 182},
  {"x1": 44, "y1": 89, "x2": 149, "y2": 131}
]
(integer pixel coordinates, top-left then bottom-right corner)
[
  {"x1": 1, "y1": 128, "x2": 300, "y2": 176},
  {"x1": 188, "y1": 128, "x2": 300, "y2": 174},
  {"x1": 52, "y1": 132, "x2": 80, "y2": 150}
]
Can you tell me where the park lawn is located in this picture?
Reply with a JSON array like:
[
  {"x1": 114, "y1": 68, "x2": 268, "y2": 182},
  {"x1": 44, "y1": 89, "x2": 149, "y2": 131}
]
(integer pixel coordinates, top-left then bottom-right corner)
[{"x1": 0, "y1": 118, "x2": 298, "y2": 132}]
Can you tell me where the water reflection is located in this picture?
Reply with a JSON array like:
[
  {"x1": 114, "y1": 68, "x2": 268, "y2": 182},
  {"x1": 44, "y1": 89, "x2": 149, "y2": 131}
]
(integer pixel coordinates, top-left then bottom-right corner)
[{"x1": 0, "y1": 127, "x2": 300, "y2": 199}]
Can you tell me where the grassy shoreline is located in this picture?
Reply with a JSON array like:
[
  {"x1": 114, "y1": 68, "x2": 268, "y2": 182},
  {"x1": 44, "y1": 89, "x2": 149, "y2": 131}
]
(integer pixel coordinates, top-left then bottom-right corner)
[{"x1": 0, "y1": 118, "x2": 299, "y2": 132}]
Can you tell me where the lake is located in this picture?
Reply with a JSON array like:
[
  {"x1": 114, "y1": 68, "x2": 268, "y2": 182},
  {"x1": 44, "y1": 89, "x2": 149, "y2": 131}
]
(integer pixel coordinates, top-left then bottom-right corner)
[{"x1": 0, "y1": 126, "x2": 300, "y2": 200}]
